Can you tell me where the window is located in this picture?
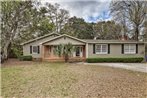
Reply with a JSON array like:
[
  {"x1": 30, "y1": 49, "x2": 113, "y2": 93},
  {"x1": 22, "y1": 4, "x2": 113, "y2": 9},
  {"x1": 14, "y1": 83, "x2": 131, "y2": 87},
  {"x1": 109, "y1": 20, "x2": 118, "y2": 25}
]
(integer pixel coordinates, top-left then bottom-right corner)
[
  {"x1": 32, "y1": 46, "x2": 39, "y2": 54},
  {"x1": 124, "y1": 44, "x2": 136, "y2": 54},
  {"x1": 96, "y1": 44, "x2": 108, "y2": 54}
]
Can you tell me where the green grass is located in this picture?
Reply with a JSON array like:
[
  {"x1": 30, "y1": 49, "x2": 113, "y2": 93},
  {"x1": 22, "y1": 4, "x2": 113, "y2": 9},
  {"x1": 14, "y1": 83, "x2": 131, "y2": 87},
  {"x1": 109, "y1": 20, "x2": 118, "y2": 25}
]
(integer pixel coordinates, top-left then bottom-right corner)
[{"x1": 1, "y1": 63, "x2": 77, "y2": 98}]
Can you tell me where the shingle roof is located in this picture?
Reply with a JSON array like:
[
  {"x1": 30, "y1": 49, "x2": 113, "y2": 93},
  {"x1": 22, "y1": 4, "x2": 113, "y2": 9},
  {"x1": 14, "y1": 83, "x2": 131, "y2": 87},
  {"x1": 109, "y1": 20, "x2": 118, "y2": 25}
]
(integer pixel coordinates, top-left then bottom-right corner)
[
  {"x1": 21, "y1": 32, "x2": 60, "y2": 45},
  {"x1": 21, "y1": 32, "x2": 145, "y2": 45},
  {"x1": 83, "y1": 39, "x2": 145, "y2": 44}
]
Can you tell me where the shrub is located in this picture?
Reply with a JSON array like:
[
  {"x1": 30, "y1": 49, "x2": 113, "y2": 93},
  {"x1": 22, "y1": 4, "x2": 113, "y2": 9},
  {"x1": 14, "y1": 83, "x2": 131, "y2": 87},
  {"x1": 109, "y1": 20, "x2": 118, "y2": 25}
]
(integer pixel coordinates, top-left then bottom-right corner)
[
  {"x1": 19, "y1": 55, "x2": 32, "y2": 61},
  {"x1": 86, "y1": 57, "x2": 143, "y2": 63},
  {"x1": 145, "y1": 56, "x2": 147, "y2": 62}
]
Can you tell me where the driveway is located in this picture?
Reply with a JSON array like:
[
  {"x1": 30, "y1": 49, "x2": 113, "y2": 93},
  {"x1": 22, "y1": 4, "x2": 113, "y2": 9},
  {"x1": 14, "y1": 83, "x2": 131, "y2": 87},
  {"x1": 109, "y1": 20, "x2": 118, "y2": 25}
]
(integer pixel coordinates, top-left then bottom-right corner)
[{"x1": 81, "y1": 63, "x2": 147, "y2": 73}]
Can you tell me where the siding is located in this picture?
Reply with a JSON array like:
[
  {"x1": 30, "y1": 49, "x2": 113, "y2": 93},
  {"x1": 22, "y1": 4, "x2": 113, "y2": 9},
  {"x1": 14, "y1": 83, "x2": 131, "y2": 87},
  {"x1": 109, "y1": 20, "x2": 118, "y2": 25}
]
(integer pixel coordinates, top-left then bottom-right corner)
[
  {"x1": 43, "y1": 36, "x2": 85, "y2": 45},
  {"x1": 23, "y1": 35, "x2": 58, "y2": 58},
  {"x1": 88, "y1": 43, "x2": 144, "y2": 58}
]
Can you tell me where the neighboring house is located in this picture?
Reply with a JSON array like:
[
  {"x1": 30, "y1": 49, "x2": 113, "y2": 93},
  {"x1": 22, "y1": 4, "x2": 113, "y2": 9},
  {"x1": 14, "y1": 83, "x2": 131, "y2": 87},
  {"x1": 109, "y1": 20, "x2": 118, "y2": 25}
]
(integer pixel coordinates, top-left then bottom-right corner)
[{"x1": 21, "y1": 33, "x2": 145, "y2": 62}]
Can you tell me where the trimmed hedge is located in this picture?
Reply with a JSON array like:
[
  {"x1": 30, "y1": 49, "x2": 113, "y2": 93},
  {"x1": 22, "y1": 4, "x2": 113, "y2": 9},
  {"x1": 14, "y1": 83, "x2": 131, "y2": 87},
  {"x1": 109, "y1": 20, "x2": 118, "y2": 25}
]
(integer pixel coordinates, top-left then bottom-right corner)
[
  {"x1": 86, "y1": 57, "x2": 144, "y2": 63},
  {"x1": 19, "y1": 55, "x2": 32, "y2": 61}
]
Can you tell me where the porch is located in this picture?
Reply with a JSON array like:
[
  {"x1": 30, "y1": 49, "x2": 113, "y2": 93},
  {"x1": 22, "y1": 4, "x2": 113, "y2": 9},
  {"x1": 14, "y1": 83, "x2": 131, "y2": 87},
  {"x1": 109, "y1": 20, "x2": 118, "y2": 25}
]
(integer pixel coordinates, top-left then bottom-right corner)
[{"x1": 42, "y1": 45, "x2": 86, "y2": 62}]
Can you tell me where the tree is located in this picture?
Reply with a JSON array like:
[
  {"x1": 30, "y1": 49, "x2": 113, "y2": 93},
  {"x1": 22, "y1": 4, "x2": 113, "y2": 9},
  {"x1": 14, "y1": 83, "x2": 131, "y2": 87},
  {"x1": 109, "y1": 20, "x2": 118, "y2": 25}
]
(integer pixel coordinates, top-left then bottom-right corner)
[
  {"x1": 18, "y1": 4, "x2": 55, "y2": 39},
  {"x1": 45, "y1": 3, "x2": 69, "y2": 33},
  {"x1": 54, "y1": 43, "x2": 74, "y2": 62},
  {"x1": 62, "y1": 17, "x2": 122, "y2": 40},
  {"x1": 61, "y1": 16, "x2": 94, "y2": 39},
  {"x1": 1, "y1": 1, "x2": 34, "y2": 60},
  {"x1": 143, "y1": 21, "x2": 147, "y2": 41},
  {"x1": 110, "y1": 0, "x2": 147, "y2": 41},
  {"x1": 36, "y1": 17, "x2": 54, "y2": 36},
  {"x1": 1, "y1": 1, "x2": 59, "y2": 61},
  {"x1": 92, "y1": 21, "x2": 122, "y2": 40},
  {"x1": 143, "y1": 21, "x2": 147, "y2": 60}
]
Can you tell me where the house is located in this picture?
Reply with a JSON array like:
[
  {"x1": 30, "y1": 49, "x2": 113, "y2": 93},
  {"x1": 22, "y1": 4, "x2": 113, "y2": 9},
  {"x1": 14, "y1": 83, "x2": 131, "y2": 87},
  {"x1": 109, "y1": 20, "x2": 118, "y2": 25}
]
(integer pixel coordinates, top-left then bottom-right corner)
[{"x1": 22, "y1": 33, "x2": 145, "y2": 62}]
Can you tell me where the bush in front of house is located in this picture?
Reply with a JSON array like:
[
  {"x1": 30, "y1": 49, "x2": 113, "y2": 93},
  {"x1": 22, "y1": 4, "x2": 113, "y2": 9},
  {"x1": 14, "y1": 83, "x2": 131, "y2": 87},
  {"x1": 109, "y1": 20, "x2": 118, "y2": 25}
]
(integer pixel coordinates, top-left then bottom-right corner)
[
  {"x1": 86, "y1": 57, "x2": 144, "y2": 63},
  {"x1": 19, "y1": 55, "x2": 32, "y2": 61},
  {"x1": 145, "y1": 56, "x2": 147, "y2": 62}
]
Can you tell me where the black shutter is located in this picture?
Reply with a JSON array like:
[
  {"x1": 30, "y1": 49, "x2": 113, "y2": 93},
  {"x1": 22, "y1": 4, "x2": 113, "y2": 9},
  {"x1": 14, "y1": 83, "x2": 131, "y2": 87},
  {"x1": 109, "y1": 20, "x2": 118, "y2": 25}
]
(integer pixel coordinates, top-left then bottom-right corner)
[
  {"x1": 93, "y1": 44, "x2": 95, "y2": 54},
  {"x1": 38, "y1": 46, "x2": 40, "y2": 54},
  {"x1": 108, "y1": 44, "x2": 110, "y2": 54},
  {"x1": 136, "y1": 44, "x2": 138, "y2": 54},
  {"x1": 122, "y1": 44, "x2": 124, "y2": 54},
  {"x1": 30, "y1": 46, "x2": 32, "y2": 54}
]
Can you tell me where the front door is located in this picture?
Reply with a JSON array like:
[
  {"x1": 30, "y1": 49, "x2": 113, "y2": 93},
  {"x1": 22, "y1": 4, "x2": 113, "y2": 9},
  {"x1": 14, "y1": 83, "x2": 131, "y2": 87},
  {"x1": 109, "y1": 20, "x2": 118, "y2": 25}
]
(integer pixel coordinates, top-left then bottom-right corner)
[
  {"x1": 75, "y1": 46, "x2": 83, "y2": 57},
  {"x1": 76, "y1": 47, "x2": 80, "y2": 56}
]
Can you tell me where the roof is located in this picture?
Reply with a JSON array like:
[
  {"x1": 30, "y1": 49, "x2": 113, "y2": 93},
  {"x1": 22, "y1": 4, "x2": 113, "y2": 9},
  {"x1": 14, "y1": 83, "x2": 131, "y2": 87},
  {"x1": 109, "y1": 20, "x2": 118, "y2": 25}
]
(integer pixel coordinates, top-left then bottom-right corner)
[
  {"x1": 83, "y1": 39, "x2": 145, "y2": 44},
  {"x1": 42, "y1": 34, "x2": 86, "y2": 44},
  {"x1": 21, "y1": 32, "x2": 145, "y2": 45},
  {"x1": 21, "y1": 33, "x2": 60, "y2": 45}
]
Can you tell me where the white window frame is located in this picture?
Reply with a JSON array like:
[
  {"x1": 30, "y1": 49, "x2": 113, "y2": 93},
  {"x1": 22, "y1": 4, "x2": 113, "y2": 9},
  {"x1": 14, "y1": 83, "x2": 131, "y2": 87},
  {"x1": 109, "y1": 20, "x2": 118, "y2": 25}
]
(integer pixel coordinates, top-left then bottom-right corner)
[
  {"x1": 95, "y1": 44, "x2": 108, "y2": 54},
  {"x1": 124, "y1": 44, "x2": 136, "y2": 54},
  {"x1": 32, "y1": 46, "x2": 38, "y2": 54}
]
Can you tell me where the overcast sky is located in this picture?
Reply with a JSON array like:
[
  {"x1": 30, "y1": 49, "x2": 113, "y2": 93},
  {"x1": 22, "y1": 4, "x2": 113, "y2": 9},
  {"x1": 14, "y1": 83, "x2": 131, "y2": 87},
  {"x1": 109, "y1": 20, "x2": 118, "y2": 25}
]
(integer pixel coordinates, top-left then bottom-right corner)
[{"x1": 41, "y1": 0, "x2": 112, "y2": 22}]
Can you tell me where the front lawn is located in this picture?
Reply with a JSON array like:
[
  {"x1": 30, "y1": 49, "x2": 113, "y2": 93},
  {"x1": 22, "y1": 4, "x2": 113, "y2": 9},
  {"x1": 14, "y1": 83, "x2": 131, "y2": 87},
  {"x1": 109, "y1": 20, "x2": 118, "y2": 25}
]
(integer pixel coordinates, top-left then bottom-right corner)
[{"x1": 1, "y1": 59, "x2": 147, "y2": 98}]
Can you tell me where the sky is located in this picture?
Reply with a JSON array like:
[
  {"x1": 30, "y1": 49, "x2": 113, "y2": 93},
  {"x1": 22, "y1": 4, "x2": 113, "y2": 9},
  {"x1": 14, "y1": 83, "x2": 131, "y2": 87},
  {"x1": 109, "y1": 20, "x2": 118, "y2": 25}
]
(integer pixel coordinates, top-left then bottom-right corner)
[{"x1": 41, "y1": 0, "x2": 112, "y2": 23}]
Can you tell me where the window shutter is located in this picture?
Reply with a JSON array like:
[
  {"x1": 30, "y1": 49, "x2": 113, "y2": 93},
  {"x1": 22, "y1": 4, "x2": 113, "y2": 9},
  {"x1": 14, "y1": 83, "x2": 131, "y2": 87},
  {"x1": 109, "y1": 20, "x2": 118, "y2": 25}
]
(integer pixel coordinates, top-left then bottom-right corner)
[
  {"x1": 108, "y1": 44, "x2": 110, "y2": 54},
  {"x1": 30, "y1": 46, "x2": 32, "y2": 54},
  {"x1": 93, "y1": 44, "x2": 95, "y2": 54},
  {"x1": 122, "y1": 44, "x2": 124, "y2": 54},
  {"x1": 38, "y1": 46, "x2": 40, "y2": 54},
  {"x1": 136, "y1": 44, "x2": 138, "y2": 54}
]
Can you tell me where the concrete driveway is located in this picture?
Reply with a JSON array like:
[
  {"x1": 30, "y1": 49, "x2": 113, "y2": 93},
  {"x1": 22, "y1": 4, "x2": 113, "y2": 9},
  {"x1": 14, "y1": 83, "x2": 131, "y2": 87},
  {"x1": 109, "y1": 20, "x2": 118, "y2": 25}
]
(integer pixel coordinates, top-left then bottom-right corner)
[{"x1": 82, "y1": 63, "x2": 147, "y2": 73}]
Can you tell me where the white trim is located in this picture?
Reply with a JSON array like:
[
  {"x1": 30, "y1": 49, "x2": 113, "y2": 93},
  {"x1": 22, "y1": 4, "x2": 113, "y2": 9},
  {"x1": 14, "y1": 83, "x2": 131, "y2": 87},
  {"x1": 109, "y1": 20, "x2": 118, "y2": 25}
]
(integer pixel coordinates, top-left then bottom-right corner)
[
  {"x1": 86, "y1": 43, "x2": 88, "y2": 58},
  {"x1": 124, "y1": 52, "x2": 136, "y2": 54},
  {"x1": 42, "y1": 34, "x2": 86, "y2": 45},
  {"x1": 63, "y1": 34, "x2": 86, "y2": 43},
  {"x1": 86, "y1": 42, "x2": 144, "y2": 44},
  {"x1": 124, "y1": 44, "x2": 136, "y2": 54},
  {"x1": 95, "y1": 44, "x2": 108, "y2": 54},
  {"x1": 96, "y1": 52, "x2": 108, "y2": 54},
  {"x1": 80, "y1": 47, "x2": 83, "y2": 57}
]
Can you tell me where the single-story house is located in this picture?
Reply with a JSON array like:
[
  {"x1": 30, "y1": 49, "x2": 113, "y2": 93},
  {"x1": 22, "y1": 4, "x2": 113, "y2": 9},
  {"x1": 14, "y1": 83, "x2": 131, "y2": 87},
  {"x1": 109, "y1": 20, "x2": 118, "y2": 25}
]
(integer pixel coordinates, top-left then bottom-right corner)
[{"x1": 21, "y1": 33, "x2": 145, "y2": 62}]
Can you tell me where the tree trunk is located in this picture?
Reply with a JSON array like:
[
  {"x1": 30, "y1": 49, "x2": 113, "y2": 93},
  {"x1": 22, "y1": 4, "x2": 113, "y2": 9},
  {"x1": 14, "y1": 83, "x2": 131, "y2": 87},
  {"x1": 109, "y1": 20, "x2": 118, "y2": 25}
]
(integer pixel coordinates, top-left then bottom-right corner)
[
  {"x1": 3, "y1": 41, "x2": 11, "y2": 60},
  {"x1": 64, "y1": 54, "x2": 69, "y2": 62},
  {"x1": 145, "y1": 43, "x2": 147, "y2": 62},
  {"x1": 135, "y1": 26, "x2": 139, "y2": 41}
]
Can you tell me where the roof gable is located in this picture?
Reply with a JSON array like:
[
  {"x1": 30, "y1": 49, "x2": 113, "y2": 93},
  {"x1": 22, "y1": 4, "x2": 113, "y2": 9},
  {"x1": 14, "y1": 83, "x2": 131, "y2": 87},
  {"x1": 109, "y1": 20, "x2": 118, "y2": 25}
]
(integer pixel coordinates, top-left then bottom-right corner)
[
  {"x1": 21, "y1": 33, "x2": 60, "y2": 45},
  {"x1": 42, "y1": 34, "x2": 86, "y2": 45}
]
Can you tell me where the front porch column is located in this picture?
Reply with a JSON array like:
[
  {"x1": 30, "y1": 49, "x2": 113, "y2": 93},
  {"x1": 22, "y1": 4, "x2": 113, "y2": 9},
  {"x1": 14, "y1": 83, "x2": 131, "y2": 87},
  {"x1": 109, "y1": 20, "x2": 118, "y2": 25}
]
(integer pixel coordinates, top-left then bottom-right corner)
[
  {"x1": 86, "y1": 43, "x2": 88, "y2": 58},
  {"x1": 41, "y1": 45, "x2": 45, "y2": 60}
]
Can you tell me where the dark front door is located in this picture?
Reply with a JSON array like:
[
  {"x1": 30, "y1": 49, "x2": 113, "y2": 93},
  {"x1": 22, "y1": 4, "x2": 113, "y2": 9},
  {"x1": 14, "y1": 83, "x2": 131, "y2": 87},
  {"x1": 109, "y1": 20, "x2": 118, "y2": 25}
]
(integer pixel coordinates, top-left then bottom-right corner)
[{"x1": 76, "y1": 47, "x2": 80, "y2": 56}]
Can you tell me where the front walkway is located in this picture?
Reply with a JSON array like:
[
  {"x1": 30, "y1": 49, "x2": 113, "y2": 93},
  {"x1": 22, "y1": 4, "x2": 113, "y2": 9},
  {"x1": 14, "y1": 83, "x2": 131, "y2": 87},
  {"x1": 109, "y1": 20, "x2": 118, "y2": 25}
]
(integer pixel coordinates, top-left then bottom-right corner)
[{"x1": 79, "y1": 62, "x2": 147, "y2": 73}]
